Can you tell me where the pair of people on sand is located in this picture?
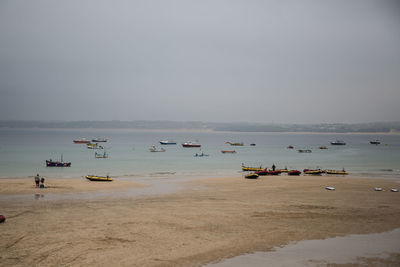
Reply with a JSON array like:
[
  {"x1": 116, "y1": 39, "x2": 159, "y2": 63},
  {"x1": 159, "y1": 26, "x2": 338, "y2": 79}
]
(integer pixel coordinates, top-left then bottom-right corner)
[{"x1": 35, "y1": 174, "x2": 45, "y2": 188}]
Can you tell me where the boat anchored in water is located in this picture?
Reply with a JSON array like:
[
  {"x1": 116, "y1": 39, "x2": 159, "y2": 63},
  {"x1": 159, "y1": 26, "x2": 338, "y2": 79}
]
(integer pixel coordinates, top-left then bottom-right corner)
[
  {"x1": 182, "y1": 142, "x2": 201, "y2": 148},
  {"x1": 92, "y1": 137, "x2": 108, "y2": 142},
  {"x1": 226, "y1": 142, "x2": 244, "y2": 146},
  {"x1": 73, "y1": 138, "x2": 90, "y2": 144},
  {"x1": 370, "y1": 140, "x2": 381, "y2": 145},
  {"x1": 149, "y1": 146, "x2": 166, "y2": 152},
  {"x1": 46, "y1": 154, "x2": 71, "y2": 167},
  {"x1": 221, "y1": 150, "x2": 236, "y2": 154},
  {"x1": 159, "y1": 140, "x2": 177, "y2": 145},
  {"x1": 87, "y1": 143, "x2": 104, "y2": 149},
  {"x1": 330, "y1": 140, "x2": 346, "y2": 145},
  {"x1": 95, "y1": 151, "x2": 108, "y2": 158}
]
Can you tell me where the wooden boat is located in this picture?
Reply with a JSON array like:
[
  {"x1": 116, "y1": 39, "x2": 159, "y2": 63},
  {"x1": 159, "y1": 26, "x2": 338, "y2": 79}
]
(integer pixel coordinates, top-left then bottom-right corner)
[
  {"x1": 73, "y1": 139, "x2": 90, "y2": 144},
  {"x1": 303, "y1": 169, "x2": 324, "y2": 175},
  {"x1": 92, "y1": 137, "x2": 107, "y2": 142},
  {"x1": 244, "y1": 173, "x2": 259, "y2": 179},
  {"x1": 149, "y1": 146, "x2": 165, "y2": 152},
  {"x1": 226, "y1": 142, "x2": 244, "y2": 146},
  {"x1": 85, "y1": 175, "x2": 113, "y2": 181},
  {"x1": 287, "y1": 145, "x2": 294, "y2": 149},
  {"x1": 241, "y1": 164, "x2": 264, "y2": 172},
  {"x1": 370, "y1": 140, "x2": 380, "y2": 145},
  {"x1": 330, "y1": 140, "x2": 346, "y2": 145},
  {"x1": 95, "y1": 151, "x2": 108, "y2": 158},
  {"x1": 0, "y1": 215, "x2": 5, "y2": 223},
  {"x1": 319, "y1": 146, "x2": 328, "y2": 149},
  {"x1": 298, "y1": 149, "x2": 312, "y2": 153},
  {"x1": 182, "y1": 142, "x2": 201, "y2": 147},
  {"x1": 326, "y1": 170, "x2": 348, "y2": 175},
  {"x1": 250, "y1": 143, "x2": 256, "y2": 146},
  {"x1": 221, "y1": 150, "x2": 236, "y2": 153},
  {"x1": 288, "y1": 170, "x2": 301, "y2": 176},
  {"x1": 160, "y1": 140, "x2": 177, "y2": 145},
  {"x1": 87, "y1": 143, "x2": 104, "y2": 149},
  {"x1": 46, "y1": 154, "x2": 71, "y2": 167},
  {"x1": 278, "y1": 168, "x2": 289, "y2": 173},
  {"x1": 255, "y1": 169, "x2": 269, "y2": 176}
]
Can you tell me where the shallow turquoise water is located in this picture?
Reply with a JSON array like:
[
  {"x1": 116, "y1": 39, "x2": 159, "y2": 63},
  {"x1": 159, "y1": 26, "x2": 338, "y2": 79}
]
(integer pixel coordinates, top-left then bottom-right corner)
[{"x1": 0, "y1": 128, "x2": 399, "y2": 179}]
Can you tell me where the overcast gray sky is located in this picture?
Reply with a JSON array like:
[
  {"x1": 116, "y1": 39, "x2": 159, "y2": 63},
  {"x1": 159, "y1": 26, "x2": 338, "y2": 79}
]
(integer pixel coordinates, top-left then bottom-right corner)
[{"x1": 0, "y1": 0, "x2": 399, "y2": 124}]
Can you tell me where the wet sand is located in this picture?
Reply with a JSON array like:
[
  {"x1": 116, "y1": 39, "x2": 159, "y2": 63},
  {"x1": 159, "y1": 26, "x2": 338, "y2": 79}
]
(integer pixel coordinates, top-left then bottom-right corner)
[{"x1": 1, "y1": 175, "x2": 400, "y2": 266}]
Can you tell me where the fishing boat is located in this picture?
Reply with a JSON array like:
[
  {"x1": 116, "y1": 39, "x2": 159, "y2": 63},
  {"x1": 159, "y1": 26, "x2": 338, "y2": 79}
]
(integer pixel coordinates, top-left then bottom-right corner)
[
  {"x1": 91, "y1": 137, "x2": 107, "y2": 142},
  {"x1": 182, "y1": 142, "x2": 201, "y2": 148},
  {"x1": 95, "y1": 151, "x2": 108, "y2": 158},
  {"x1": 241, "y1": 164, "x2": 264, "y2": 172},
  {"x1": 267, "y1": 170, "x2": 282, "y2": 175},
  {"x1": 255, "y1": 169, "x2": 269, "y2": 176},
  {"x1": 319, "y1": 146, "x2": 328, "y2": 149},
  {"x1": 226, "y1": 142, "x2": 244, "y2": 146},
  {"x1": 303, "y1": 169, "x2": 324, "y2": 175},
  {"x1": 46, "y1": 154, "x2": 71, "y2": 167},
  {"x1": 330, "y1": 140, "x2": 346, "y2": 145},
  {"x1": 288, "y1": 170, "x2": 301, "y2": 176},
  {"x1": 244, "y1": 173, "x2": 259, "y2": 179},
  {"x1": 149, "y1": 146, "x2": 166, "y2": 152},
  {"x1": 298, "y1": 149, "x2": 312, "y2": 153},
  {"x1": 73, "y1": 138, "x2": 90, "y2": 144},
  {"x1": 278, "y1": 168, "x2": 289, "y2": 173},
  {"x1": 326, "y1": 169, "x2": 348, "y2": 175},
  {"x1": 221, "y1": 150, "x2": 236, "y2": 154},
  {"x1": 87, "y1": 143, "x2": 104, "y2": 149},
  {"x1": 370, "y1": 140, "x2": 380, "y2": 145},
  {"x1": 250, "y1": 143, "x2": 256, "y2": 146},
  {"x1": 287, "y1": 145, "x2": 294, "y2": 149},
  {"x1": 85, "y1": 175, "x2": 113, "y2": 181},
  {"x1": 160, "y1": 140, "x2": 177, "y2": 145}
]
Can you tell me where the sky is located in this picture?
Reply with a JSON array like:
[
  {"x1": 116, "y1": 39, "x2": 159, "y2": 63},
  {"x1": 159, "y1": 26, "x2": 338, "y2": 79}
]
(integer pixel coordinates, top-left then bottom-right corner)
[{"x1": 0, "y1": 0, "x2": 399, "y2": 124}]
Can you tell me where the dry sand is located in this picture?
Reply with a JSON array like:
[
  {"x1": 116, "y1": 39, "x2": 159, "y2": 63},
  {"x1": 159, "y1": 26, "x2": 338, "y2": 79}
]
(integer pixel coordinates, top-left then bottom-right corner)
[{"x1": 1, "y1": 175, "x2": 400, "y2": 266}]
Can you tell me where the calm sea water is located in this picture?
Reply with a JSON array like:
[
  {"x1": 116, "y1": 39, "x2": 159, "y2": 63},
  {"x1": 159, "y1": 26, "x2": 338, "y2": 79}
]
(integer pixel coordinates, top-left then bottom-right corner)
[{"x1": 0, "y1": 128, "x2": 399, "y2": 179}]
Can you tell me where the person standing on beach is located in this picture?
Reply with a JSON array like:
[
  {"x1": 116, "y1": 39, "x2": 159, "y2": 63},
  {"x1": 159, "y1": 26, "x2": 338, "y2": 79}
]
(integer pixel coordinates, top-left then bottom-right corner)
[
  {"x1": 35, "y1": 174, "x2": 40, "y2": 187},
  {"x1": 272, "y1": 164, "x2": 276, "y2": 171},
  {"x1": 40, "y1": 177, "x2": 45, "y2": 188}
]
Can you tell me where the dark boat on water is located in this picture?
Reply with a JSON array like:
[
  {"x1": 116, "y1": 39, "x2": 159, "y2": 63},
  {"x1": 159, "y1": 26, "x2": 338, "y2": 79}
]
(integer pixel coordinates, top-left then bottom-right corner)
[
  {"x1": 370, "y1": 140, "x2": 380, "y2": 145},
  {"x1": 46, "y1": 154, "x2": 71, "y2": 167},
  {"x1": 330, "y1": 140, "x2": 346, "y2": 145}
]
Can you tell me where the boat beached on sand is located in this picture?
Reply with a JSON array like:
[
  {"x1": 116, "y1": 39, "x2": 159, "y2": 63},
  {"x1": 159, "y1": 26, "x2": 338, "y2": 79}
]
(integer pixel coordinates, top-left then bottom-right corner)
[
  {"x1": 241, "y1": 164, "x2": 264, "y2": 172},
  {"x1": 85, "y1": 175, "x2": 113, "y2": 181},
  {"x1": 244, "y1": 173, "x2": 259, "y2": 179}
]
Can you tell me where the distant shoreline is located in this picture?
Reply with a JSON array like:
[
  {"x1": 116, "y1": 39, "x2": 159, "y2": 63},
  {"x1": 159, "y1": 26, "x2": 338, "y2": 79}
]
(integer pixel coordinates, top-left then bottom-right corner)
[{"x1": 0, "y1": 127, "x2": 399, "y2": 135}]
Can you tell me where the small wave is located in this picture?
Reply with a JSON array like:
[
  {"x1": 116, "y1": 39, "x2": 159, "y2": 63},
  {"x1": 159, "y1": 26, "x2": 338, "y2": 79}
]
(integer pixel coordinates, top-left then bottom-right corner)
[{"x1": 149, "y1": 172, "x2": 176, "y2": 175}]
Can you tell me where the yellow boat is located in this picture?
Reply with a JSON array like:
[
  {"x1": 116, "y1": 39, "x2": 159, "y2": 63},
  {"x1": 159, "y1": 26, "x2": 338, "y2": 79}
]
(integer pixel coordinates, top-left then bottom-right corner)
[
  {"x1": 85, "y1": 175, "x2": 113, "y2": 181},
  {"x1": 326, "y1": 170, "x2": 348, "y2": 175},
  {"x1": 241, "y1": 164, "x2": 264, "y2": 172}
]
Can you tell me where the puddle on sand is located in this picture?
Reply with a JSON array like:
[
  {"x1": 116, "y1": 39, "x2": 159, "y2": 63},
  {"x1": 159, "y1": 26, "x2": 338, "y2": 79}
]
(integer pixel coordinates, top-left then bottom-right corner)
[{"x1": 205, "y1": 228, "x2": 400, "y2": 267}]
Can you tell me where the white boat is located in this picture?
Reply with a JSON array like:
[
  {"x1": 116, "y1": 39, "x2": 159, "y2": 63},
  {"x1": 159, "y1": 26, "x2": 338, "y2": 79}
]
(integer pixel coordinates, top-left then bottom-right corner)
[{"x1": 149, "y1": 146, "x2": 165, "y2": 152}]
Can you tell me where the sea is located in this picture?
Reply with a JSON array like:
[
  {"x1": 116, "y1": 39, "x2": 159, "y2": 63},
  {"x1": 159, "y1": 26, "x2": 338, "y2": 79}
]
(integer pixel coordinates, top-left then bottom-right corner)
[{"x1": 0, "y1": 128, "x2": 399, "y2": 180}]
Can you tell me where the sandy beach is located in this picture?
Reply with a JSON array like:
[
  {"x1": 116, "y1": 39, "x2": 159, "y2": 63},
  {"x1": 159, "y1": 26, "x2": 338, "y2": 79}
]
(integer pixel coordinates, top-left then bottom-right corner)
[{"x1": 1, "y1": 175, "x2": 400, "y2": 266}]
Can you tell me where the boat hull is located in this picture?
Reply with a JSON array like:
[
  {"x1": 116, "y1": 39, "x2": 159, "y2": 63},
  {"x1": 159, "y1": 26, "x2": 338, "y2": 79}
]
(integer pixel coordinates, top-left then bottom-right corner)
[
  {"x1": 73, "y1": 140, "x2": 90, "y2": 144},
  {"x1": 182, "y1": 144, "x2": 201, "y2": 147},
  {"x1": 46, "y1": 160, "x2": 71, "y2": 167},
  {"x1": 85, "y1": 175, "x2": 113, "y2": 181}
]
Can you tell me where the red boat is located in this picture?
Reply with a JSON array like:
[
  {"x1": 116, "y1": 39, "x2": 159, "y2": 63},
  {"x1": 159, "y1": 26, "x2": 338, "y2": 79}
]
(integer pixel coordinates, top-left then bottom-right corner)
[
  {"x1": 255, "y1": 169, "x2": 269, "y2": 176},
  {"x1": 288, "y1": 170, "x2": 301, "y2": 176},
  {"x1": 73, "y1": 139, "x2": 90, "y2": 144},
  {"x1": 182, "y1": 142, "x2": 201, "y2": 148},
  {"x1": 268, "y1": 170, "x2": 282, "y2": 175},
  {"x1": 221, "y1": 150, "x2": 236, "y2": 154}
]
